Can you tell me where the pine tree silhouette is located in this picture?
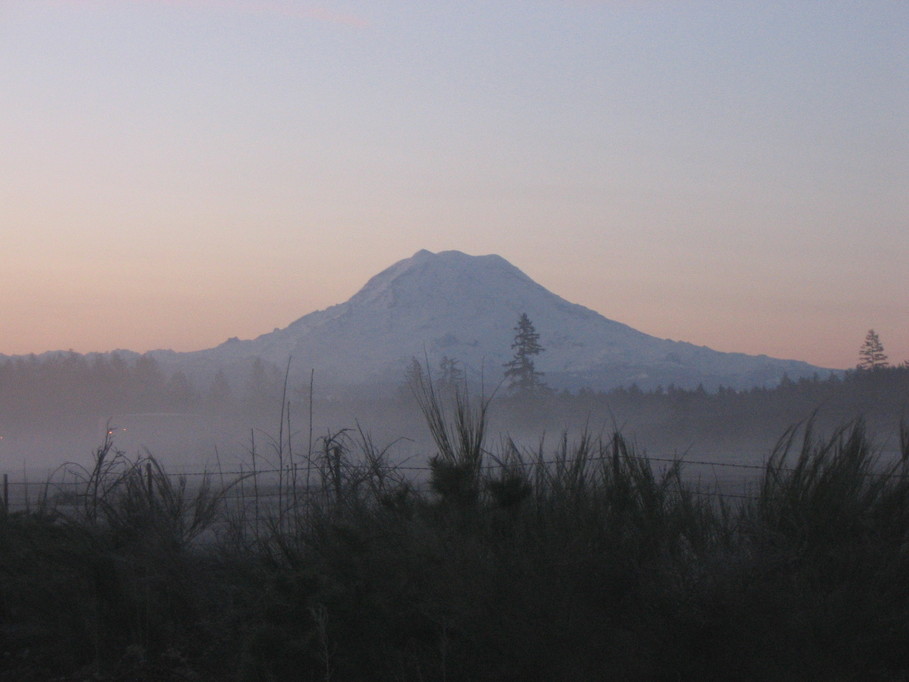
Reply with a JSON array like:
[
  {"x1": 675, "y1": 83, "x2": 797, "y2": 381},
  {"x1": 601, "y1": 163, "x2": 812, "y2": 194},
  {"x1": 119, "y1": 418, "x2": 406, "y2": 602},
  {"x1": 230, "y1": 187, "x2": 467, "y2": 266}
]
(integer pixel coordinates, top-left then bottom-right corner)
[{"x1": 503, "y1": 313, "x2": 547, "y2": 394}]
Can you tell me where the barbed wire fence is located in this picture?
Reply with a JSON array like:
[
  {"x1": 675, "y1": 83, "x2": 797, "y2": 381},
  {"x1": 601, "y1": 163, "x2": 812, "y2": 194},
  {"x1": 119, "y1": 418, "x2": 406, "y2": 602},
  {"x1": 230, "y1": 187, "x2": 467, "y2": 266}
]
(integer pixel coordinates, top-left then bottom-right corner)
[{"x1": 2, "y1": 445, "x2": 906, "y2": 514}]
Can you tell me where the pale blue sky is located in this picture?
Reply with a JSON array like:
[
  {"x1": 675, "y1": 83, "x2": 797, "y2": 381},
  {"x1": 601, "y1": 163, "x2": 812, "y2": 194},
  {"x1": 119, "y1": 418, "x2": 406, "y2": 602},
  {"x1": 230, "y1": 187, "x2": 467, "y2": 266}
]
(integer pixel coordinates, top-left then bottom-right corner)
[{"x1": 2, "y1": 0, "x2": 907, "y2": 368}]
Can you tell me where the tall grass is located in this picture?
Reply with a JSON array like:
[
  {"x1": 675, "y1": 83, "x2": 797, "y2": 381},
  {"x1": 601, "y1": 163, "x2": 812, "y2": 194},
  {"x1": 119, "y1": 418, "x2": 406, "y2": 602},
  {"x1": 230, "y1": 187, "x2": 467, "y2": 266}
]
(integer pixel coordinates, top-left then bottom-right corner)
[
  {"x1": 1, "y1": 387, "x2": 909, "y2": 680},
  {"x1": 0, "y1": 430, "x2": 234, "y2": 680}
]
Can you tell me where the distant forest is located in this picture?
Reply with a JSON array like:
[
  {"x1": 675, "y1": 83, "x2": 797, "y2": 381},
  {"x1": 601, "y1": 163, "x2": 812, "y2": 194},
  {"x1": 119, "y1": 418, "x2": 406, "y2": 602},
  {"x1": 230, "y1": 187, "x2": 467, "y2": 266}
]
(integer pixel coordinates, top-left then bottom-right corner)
[{"x1": 1, "y1": 351, "x2": 907, "y2": 442}]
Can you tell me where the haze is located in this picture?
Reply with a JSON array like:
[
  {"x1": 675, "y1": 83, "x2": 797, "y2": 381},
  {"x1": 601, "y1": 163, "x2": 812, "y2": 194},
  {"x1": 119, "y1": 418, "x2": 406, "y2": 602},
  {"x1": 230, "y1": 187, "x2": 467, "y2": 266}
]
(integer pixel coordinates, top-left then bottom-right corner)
[{"x1": 2, "y1": 1, "x2": 907, "y2": 369}]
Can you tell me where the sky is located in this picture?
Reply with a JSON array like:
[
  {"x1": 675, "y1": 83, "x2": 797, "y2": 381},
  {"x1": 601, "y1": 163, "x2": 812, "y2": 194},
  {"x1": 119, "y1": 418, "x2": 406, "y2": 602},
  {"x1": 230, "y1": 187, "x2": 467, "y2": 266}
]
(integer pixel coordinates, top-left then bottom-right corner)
[{"x1": 2, "y1": 0, "x2": 907, "y2": 370}]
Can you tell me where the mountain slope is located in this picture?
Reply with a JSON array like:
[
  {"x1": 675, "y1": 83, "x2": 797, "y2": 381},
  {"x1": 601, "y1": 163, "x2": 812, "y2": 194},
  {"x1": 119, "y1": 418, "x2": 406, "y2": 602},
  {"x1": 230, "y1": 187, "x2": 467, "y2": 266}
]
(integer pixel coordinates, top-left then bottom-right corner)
[{"x1": 171, "y1": 249, "x2": 829, "y2": 391}]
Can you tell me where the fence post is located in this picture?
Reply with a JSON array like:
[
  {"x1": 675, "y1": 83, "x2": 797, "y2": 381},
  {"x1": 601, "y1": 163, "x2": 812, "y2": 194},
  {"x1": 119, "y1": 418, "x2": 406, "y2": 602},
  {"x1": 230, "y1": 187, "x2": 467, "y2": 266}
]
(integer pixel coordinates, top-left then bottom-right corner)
[{"x1": 2, "y1": 474, "x2": 7, "y2": 514}]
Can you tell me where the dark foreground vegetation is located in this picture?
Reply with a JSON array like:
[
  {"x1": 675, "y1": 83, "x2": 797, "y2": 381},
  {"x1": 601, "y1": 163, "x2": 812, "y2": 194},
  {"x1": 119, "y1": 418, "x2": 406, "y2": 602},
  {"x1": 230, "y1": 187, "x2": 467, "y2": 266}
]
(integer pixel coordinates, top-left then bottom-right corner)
[{"x1": 3, "y1": 380, "x2": 909, "y2": 680}]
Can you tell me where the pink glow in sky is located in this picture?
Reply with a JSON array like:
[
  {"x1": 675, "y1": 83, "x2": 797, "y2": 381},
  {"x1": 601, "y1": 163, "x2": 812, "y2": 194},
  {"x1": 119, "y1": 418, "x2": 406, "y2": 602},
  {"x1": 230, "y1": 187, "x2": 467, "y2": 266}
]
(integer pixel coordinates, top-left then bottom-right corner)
[{"x1": 1, "y1": 0, "x2": 907, "y2": 369}]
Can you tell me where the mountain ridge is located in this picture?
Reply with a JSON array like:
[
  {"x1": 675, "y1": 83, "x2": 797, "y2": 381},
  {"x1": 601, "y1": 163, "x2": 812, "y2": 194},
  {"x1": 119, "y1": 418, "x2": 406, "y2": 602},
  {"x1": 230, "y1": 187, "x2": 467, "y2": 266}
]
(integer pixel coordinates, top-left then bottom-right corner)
[{"x1": 158, "y1": 249, "x2": 831, "y2": 391}]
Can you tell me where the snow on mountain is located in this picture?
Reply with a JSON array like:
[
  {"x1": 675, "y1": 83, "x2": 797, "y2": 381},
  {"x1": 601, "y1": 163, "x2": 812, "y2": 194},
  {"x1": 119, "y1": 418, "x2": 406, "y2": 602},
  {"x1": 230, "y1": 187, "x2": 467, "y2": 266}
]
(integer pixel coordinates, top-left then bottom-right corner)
[{"x1": 166, "y1": 249, "x2": 830, "y2": 391}]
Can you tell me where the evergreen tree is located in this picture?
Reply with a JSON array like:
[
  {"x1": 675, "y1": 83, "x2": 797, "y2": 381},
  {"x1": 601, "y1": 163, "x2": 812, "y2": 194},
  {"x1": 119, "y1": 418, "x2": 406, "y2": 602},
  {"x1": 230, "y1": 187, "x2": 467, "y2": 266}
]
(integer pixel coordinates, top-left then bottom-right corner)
[
  {"x1": 503, "y1": 313, "x2": 547, "y2": 394},
  {"x1": 438, "y1": 356, "x2": 465, "y2": 391},
  {"x1": 404, "y1": 356, "x2": 424, "y2": 386},
  {"x1": 858, "y1": 329, "x2": 889, "y2": 370}
]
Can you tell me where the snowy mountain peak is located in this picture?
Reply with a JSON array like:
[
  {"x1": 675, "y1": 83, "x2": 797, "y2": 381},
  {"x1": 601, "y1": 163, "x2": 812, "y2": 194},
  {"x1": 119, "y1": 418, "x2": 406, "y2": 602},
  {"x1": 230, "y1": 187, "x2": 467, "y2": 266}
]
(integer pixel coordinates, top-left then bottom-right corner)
[
  {"x1": 349, "y1": 250, "x2": 536, "y2": 310},
  {"x1": 182, "y1": 250, "x2": 830, "y2": 391}
]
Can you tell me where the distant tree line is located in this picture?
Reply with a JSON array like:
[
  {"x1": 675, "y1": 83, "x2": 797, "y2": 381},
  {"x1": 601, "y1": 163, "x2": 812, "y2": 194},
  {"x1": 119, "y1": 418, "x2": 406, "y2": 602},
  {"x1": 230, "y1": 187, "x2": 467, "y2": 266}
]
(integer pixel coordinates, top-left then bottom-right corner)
[
  {"x1": 2, "y1": 328, "x2": 906, "y2": 439},
  {"x1": 0, "y1": 352, "x2": 290, "y2": 435}
]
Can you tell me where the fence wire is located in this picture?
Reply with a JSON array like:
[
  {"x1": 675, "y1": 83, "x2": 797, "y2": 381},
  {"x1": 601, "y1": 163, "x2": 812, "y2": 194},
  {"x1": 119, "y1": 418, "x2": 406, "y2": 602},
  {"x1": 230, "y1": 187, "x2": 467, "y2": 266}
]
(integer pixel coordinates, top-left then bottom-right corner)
[{"x1": 2, "y1": 445, "x2": 905, "y2": 513}]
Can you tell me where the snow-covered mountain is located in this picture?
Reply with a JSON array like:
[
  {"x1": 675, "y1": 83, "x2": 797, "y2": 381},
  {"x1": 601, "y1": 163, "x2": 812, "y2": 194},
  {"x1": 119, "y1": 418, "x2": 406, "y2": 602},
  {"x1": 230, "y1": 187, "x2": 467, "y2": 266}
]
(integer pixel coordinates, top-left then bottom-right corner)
[{"x1": 163, "y1": 249, "x2": 830, "y2": 391}]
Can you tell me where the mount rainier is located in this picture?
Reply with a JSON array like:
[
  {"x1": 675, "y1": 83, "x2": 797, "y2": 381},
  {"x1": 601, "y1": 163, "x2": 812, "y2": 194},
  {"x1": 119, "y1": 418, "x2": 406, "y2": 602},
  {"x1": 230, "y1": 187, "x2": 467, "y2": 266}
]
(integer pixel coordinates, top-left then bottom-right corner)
[{"x1": 160, "y1": 249, "x2": 829, "y2": 392}]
